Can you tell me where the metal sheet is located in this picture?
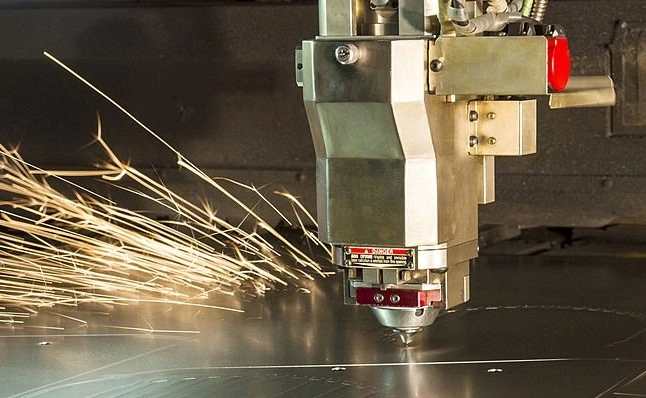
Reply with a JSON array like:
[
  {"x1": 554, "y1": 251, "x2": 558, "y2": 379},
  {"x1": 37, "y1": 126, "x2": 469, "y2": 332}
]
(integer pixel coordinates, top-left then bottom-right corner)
[{"x1": 3, "y1": 254, "x2": 646, "y2": 397}]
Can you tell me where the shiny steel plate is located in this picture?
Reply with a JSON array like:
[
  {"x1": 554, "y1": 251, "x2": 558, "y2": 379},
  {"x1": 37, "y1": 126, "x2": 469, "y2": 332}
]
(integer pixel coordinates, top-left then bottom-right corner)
[{"x1": 2, "y1": 255, "x2": 646, "y2": 397}]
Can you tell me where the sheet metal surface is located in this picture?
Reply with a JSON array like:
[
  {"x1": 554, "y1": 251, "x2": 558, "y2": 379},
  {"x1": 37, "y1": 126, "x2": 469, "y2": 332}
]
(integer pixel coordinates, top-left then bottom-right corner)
[{"x1": 2, "y1": 255, "x2": 646, "y2": 397}]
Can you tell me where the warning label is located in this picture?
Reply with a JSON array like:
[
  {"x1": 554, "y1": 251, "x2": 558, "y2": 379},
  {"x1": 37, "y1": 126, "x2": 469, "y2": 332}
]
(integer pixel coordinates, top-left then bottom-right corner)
[{"x1": 346, "y1": 247, "x2": 412, "y2": 268}]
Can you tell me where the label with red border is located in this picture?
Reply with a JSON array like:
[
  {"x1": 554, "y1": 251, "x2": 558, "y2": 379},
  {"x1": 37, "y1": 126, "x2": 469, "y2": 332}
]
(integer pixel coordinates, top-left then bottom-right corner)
[{"x1": 346, "y1": 246, "x2": 412, "y2": 268}]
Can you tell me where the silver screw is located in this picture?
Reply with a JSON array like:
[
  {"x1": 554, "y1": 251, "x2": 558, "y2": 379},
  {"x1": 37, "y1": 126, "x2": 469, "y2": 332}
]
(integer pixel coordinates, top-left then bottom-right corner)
[
  {"x1": 335, "y1": 44, "x2": 360, "y2": 65},
  {"x1": 374, "y1": 293, "x2": 385, "y2": 303},
  {"x1": 390, "y1": 294, "x2": 401, "y2": 304},
  {"x1": 469, "y1": 110, "x2": 479, "y2": 122},
  {"x1": 488, "y1": 137, "x2": 497, "y2": 145},
  {"x1": 469, "y1": 136, "x2": 479, "y2": 147},
  {"x1": 430, "y1": 59, "x2": 443, "y2": 72}
]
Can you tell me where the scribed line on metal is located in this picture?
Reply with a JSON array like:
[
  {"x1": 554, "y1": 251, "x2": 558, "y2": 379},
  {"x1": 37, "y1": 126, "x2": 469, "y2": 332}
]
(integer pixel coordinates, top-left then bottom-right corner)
[{"x1": 153, "y1": 358, "x2": 646, "y2": 372}]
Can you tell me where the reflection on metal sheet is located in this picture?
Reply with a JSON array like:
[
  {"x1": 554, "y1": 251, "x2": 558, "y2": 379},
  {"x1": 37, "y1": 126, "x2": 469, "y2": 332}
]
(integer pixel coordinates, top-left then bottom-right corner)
[{"x1": 3, "y1": 255, "x2": 646, "y2": 397}]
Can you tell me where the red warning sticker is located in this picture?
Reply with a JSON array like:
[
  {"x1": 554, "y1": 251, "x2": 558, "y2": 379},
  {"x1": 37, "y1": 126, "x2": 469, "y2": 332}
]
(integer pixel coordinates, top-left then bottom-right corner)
[{"x1": 346, "y1": 247, "x2": 412, "y2": 268}]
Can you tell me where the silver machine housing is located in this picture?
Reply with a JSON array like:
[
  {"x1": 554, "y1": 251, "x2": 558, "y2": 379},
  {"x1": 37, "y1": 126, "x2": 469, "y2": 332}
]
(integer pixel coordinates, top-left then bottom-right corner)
[{"x1": 296, "y1": 0, "x2": 615, "y2": 343}]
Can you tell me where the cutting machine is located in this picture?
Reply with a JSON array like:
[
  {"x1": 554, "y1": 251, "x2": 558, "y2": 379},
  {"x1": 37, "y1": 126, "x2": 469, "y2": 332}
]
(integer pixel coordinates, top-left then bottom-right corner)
[{"x1": 296, "y1": 0, "x2": 615, "y2": 344}]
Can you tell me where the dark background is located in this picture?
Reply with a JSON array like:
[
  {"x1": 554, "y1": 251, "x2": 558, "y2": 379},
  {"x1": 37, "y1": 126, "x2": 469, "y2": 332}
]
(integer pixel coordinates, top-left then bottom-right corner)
[{"x1": 0, "y1": 0, "x2": 642, "y2": 228}]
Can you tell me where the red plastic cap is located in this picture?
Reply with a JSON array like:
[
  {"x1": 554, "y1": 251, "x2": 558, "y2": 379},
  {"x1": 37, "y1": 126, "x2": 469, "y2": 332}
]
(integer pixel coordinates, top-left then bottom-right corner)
[{"x1": 547, "y1": 37, "x2": 571, "y2": 92}]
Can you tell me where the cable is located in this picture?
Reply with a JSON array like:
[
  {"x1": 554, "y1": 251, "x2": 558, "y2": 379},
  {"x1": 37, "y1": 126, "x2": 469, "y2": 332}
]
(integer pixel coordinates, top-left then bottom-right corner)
[
  {"x1": 520, "y1": 0, "x2": 534, "y2": 17},
  {"x1": 449, "y1": 0, "x2": 523, "y2": 36}
]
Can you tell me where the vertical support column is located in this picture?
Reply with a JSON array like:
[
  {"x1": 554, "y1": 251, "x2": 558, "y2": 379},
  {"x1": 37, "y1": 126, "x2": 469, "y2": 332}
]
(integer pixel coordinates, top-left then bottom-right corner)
[
  {"x1": 398, "y1": 0, "x2": 426, "y2": 35},
  {"x1": 445, "y1": 260, "x2": 470, "y2": 308},
  {"x1": 478, "y1": 155, "x2": 495, "y2": 204},
  {"x1": 319, "y1": 0, "x2": 362, "y2": 36}
]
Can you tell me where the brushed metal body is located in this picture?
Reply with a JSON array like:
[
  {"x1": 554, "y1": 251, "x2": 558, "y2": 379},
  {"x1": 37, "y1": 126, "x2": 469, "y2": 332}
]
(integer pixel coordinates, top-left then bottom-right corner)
[
  {"x1": 302, "y1": 39, "x2": 478, "y2": 250},
  {"x1": 429, "y1": 36, "x2": 549, "y2": 95},
  {"x1": 299, "y1": 0, "x2": 615, "y2": 333},
  {"x1": 468, "y1": 100, "x2": 537, "y2": 156}
]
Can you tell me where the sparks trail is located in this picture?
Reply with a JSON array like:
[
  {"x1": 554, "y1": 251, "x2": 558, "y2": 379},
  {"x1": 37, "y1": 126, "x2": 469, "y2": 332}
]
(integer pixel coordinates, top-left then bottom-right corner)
[
  {"x1": 0, "y1": 55, "x2": 330, "y2": 324},
  {"x1": 43, "y1": 52, "x2": 324, "y2": 278},
  {"x1": 0, "y1": 126, "x2": 326, "y2": 323}
]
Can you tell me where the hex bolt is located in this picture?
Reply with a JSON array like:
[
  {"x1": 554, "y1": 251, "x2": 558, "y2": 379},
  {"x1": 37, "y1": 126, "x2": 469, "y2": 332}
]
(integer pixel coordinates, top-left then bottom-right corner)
[
  {"x1": 487, "y1": 137, "x2": 497, "y2": 145},
  {"x1": 390, "y1": 294, "x2": 401, "y2": 304},
  {"x1": 374, "y1": 293, "x2": 385, "y2": 303},
  {"x1": 469, "y1": 135, "x2": 479, "y2": 147},
  {"x1": 469, "y1": 110, "x2": 479, "y2": 122},
  {"x1": 487, "y1": 112, "x2": 497, "y2": 120},
  {"x1": 430, "y1": 59, "x2": 443, "y2": 72},
  {"x1": 335, "y1": 44, "x2": 360, "y2": 65}
]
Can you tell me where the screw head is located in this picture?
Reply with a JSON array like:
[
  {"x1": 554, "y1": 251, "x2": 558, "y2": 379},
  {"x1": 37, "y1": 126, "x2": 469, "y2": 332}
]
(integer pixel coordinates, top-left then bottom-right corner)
[
  {"x1": 374, "y1": 293, "x2": 385, "y2": 303},
  {"x1": 430, "y1": 59, "x2": 443, "y2": 72},
  {"x1": 335, "y1": 44, "x2": 360, "y2": 65},
  {"x1": 469, "y1": 110, "x2": 479, "y2": 122},
  {"x1": 469, "y1": 135, "x2": 479, "y2": 147},
  {"x1": 487, "y1": 137, "x2": 497, "y2": 145},
  {"x1": 390, "y1": 294, "x2": 401, "y2": 304},
  {"x1": 487, "y1": 112, "x2": 497, "y2": 120}
]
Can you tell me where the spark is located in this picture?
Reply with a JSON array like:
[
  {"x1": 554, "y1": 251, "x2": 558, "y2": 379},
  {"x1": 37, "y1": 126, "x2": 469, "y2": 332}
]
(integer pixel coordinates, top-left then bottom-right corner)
[
  {"x1": 45, "y1": 52, "x2": 327, "y2": 277},
  {"x1": 98, "y1": 325, "x2": 200, "y2": 335},
  {"x1": 51, "y1": 313, "x2": 88, "y2": 325},
  {"x1": 0, "y1": 135, "x2": 326, "y2": 323},
  {"x1": 0, "y1": 54, "x2": 332, "y2": 325},
  {"x1": 23, "y1": 326, "x2": 65, "y2": 331}
]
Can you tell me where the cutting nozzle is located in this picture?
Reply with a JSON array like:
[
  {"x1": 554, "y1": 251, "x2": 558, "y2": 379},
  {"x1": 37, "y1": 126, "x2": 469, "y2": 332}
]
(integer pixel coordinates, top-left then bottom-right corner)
[
  {"x1": 370, "y1": 306, "x2": 441, "y2": 344},
  {"x1": 394, "y1": 328, "x2": 421, "y2": 345}
]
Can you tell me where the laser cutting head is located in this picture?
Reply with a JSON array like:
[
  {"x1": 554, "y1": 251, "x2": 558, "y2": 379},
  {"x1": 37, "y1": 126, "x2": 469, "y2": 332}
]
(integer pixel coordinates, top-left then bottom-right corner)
[{"x1": 296, "y1": 0, "x2": 614, "y2": 343}]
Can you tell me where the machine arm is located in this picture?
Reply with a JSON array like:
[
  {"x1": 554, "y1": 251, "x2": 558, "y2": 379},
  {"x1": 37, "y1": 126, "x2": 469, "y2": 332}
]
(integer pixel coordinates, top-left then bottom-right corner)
[{"x1": 297, "y1": 0, "x2": 614, "y2": 344}]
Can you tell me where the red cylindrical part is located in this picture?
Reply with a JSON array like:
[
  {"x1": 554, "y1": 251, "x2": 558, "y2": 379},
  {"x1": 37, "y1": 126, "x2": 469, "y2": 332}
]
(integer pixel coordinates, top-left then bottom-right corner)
[{"x1": 547, "y1": 37, "x2": 571, "y2": 92}]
